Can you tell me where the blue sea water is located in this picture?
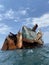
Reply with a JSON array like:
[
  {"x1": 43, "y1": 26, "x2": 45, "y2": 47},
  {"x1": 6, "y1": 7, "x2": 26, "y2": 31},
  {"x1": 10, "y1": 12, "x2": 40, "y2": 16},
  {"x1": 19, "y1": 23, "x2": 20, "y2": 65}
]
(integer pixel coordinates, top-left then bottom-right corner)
[{"x1": 0, "y1": 44, "x2": 49, "y2": 65}]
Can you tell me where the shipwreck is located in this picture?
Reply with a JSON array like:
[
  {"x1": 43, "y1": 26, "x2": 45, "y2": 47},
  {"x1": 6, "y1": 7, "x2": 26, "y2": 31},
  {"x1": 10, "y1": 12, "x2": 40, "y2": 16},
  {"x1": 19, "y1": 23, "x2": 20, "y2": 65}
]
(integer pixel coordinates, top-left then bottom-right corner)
[{"x1": 1, "y1": 24, "x2": 44, "y2": 50}]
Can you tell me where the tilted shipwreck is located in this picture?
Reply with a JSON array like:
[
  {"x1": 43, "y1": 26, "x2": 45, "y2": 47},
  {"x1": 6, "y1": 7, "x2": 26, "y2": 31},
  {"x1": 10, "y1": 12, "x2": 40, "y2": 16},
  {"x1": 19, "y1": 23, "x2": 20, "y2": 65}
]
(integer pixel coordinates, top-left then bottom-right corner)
[{"x1": 1, "y1": 24, "x2": 44, "y2": 50}]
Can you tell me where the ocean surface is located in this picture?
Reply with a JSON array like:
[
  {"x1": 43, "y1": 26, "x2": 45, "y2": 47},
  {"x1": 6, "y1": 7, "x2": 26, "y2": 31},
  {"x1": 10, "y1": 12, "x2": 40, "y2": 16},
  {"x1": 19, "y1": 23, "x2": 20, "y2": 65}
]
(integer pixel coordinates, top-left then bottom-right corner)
[{"x1": 0, "y1": 44, "x2": 49, "y2": 65}]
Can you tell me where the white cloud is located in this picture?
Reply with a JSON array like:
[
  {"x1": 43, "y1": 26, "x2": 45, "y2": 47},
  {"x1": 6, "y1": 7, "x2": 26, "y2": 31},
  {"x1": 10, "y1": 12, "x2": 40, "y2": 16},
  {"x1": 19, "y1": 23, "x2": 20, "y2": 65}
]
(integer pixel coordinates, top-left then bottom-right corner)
[
  {"x1": 19, "y1": 10, "x2": 27, "y2": 15},
  {"x1": 0, "y1": 8, "x2": 28, "y2": 21},
  {"x1": 26, "y1": 18, "x2": 31, "y2": 22},
  {"x1": 48, "y1": 1, "x2": 49, "y2": 4},
  {"x1": 26, "y1": 13, "x2": 49, "y2": 28},
  {"x1": 4, "y1": 9, "x2": 27, "y2": 20},
  {"x1": 43, "y1": 31, "x2": 49, "y2": 43},
  {"x1": 0, "y1": 23, "x2": 11, "y2": 34},
  {"x1": 32, "y1": 13, "x2": 49, "y2": 27},
  {"x1": 4, "y1": 9, "x2": 15, "y2": 20},
  {"x1": 0, "y1": 14, "x2": 3, "y2": 21},
  {"x1": 44, "y1": 31, "x2": 49, "y2": 35},
  {"x1": 0, "y1": 9, "x2": 15, "y2": 21},
  {"x1": 0, "y1": 4, "x2": 4, "y2": 11},
  {"x1": 0, "y1": 7, "x2": 49, "y2": 28}
]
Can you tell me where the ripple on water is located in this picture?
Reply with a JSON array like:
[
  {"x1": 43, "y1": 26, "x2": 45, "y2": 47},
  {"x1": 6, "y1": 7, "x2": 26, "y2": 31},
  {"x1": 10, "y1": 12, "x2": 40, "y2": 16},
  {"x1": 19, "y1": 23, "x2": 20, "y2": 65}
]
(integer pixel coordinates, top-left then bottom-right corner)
[{"x1": 0, "y1": 44, "x2": 49, "y2": 65}]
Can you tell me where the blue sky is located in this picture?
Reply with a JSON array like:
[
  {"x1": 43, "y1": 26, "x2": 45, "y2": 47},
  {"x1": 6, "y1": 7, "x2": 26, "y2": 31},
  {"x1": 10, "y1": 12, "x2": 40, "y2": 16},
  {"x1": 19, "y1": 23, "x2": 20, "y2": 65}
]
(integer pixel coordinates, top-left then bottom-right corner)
[{"x1": 0, "y1": 0, "x2": 49, "y2": 48}]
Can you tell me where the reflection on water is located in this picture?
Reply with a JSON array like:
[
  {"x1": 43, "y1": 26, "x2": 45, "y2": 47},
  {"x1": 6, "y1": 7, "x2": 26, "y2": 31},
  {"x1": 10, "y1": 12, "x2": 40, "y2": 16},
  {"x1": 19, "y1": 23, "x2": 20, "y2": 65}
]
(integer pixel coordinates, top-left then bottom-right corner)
[{"x1": 0, "y1": 44, "x2": 49, "y2": 65}]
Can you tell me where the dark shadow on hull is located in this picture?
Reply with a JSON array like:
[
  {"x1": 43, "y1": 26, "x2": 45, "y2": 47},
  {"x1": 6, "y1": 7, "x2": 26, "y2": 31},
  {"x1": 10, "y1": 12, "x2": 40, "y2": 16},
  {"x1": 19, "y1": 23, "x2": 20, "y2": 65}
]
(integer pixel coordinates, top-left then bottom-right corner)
[{"x1": 22, "y1": 41, "x2": 43, "y2": 49}]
